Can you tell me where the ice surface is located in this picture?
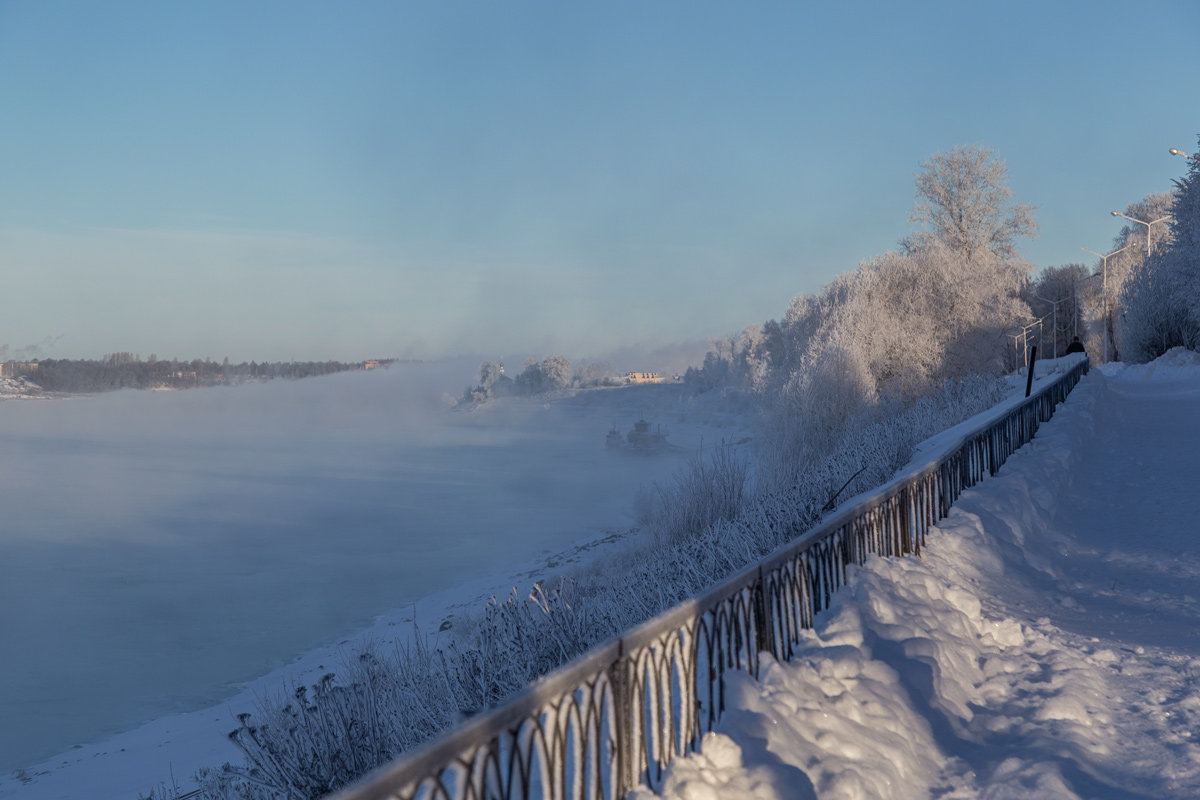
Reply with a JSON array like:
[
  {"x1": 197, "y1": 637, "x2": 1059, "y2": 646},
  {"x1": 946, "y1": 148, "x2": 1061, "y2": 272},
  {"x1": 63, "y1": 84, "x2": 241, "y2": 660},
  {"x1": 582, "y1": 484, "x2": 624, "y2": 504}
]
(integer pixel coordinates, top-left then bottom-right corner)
[{"x1": 0, "y1": 362, "x2": 747, "y2": 791}]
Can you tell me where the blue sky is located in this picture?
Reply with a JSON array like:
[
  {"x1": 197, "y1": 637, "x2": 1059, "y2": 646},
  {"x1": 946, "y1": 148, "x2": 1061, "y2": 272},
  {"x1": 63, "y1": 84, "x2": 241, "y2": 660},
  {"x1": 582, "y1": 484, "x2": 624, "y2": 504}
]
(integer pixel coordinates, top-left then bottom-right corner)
[{"x1": 2, "y1": 0, "x2": 1198, "y2": 363}]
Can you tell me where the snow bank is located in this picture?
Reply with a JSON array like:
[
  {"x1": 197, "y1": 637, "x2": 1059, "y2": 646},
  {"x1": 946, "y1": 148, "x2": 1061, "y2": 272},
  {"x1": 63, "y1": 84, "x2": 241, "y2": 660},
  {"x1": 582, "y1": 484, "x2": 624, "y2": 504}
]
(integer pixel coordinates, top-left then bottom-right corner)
[
  {"x1": 1099, "y1": 345, "x2": 1200, "y2": 381},
  {"x1": 0, "y1": 376, "x2": 48, "y2": 399},
  {"x1": 638, "y1": 359, "x2": 1200, "y2": 799}
]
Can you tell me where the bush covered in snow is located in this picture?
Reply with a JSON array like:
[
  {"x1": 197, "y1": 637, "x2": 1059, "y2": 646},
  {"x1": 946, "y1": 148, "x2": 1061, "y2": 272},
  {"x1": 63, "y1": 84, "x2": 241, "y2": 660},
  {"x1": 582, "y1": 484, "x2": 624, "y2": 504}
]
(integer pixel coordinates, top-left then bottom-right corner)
[{"x1": 635, "y1": 444, "x2": 750, "y2": 547}]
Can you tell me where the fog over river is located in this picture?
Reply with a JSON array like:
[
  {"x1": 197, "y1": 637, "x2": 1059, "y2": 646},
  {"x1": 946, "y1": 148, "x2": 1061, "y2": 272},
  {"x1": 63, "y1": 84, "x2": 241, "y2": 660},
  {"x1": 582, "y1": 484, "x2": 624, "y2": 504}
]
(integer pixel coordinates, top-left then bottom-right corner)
[{"x1": 0, "y1": 362, "x2": 724, "y2": 772}]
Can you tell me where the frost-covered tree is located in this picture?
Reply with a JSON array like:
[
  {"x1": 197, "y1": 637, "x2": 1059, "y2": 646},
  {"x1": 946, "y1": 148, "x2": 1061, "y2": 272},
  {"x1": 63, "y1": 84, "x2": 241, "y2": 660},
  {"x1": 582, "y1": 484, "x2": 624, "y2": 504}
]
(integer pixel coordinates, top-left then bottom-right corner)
[
  {"x1": 1078, "y1": 191, "x2": 1176, "y2": 362},
  {"x1": 515, "y1": 355, "x2": 572, "y2": 395},
  {"x1": 1120, "y1": 141, "x2": 1200, "y2": 361},
  {"x1": 775, "y1": 333, "x2": 877, "y2": 455},
  {"x1": 574, "y1": 361, "x2": 618, "y2": 388},
  {"x1": 1110, "y1": 192, "x2": 1176, "y2": 267},
  {"x1": 516, "y1": 358, "x2": 543, "y2": 394},
  {"x1": 909, "y1": 145, "x2": 1038, "y2": 263},
  {"x1": 682, "y1": 326, "x2": 774, "y2": 394},
  {"x1": 540, "y1": 355, "x2": 572, "y2": 392},
  {"x1": 749, "y1": 238, "x2": 1028, "y2": 493},
  {"x1": 683, "y1": 350, "x2": 733, "y2": 393},
  {"x1": 461, "y1": 360, "x2": 511, "y2": 404},
  {"x1": 1028, "y1": 263, "x2": 1090, "y2": 357},
  {"x1": 1175, "y1": 154, "x2": 1200, "y2": 329},
  {"x1": 776, "y1": 240, "x2": 1028, "y2": 402},
  {"x1": 682, "y1": 146, "x2": 1032, "y2": 492},
  {"x1": 689, "y1": 146, "x2": 1034, "y2": 402},
  {"x1": 1121, "y1": 255, "x2": 1197, "y2": 360},
  {"x1": 479, "y1": 361, "x2": 502, "y2": 390},
  {"x1": 1103, "y1": 192, "x2": 1176, "y2": 300}
]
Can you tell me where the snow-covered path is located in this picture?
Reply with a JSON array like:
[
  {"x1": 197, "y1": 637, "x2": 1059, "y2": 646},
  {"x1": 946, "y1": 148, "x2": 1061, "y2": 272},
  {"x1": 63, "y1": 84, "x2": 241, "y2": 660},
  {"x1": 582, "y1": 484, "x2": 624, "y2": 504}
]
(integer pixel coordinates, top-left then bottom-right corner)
[
  {"x1": 635, "y1": 355, "x2": 1200, "y2": 800},
  {"x1": 1038, "y1": 366, "x2": 1200, "y2": 653}
]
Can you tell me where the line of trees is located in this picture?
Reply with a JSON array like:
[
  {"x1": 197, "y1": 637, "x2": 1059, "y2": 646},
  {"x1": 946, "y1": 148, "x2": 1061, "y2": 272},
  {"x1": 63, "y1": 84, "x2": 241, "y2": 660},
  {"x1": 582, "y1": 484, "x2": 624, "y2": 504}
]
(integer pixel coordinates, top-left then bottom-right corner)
[
  {"x1": 685, "y1": 144, "x2": 1037, "y2": 489},
  {"x1": 1026, "y1": 189, "x2": 1178, "y2": 363},
  {"x1": 1023, "y1": 262, "x2": 1092, "y2": 359},
  {"x1": 462, "y1": 356, "x2": 622, "y2": 404},
  {"x1": 683, "y1": 137, "x2": 1200, "y2": 493},
  {"x1": 17, "y1": 355, "x2": 387, "y2": 393},
  {"x1": 1117, "y1": 139, "x2": 1200, "y2": 361},
  {"x1": 1025, "y1": 139, "x2": 1197, "y2": 366}
]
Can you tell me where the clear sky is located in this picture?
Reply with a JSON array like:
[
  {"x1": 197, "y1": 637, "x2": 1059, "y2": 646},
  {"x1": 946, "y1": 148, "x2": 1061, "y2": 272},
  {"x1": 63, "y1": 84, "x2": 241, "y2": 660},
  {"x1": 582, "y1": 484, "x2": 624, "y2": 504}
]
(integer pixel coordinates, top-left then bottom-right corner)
[{"x1": 2, "y1": 0, "x2": 1198, "y2": 363}]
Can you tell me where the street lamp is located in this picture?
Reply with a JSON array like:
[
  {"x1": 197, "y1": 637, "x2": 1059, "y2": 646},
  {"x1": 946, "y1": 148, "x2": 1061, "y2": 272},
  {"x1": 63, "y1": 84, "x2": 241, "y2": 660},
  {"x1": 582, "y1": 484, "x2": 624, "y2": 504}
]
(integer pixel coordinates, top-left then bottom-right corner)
[
  {"x1": 1009, "y1": 317, "x2": 1045, "y2": 369},
  {"x1": 1110, "y1": 210, "x2": 1170, "y2": 258},
  {"x1": 1034, "y1": 294, "x2": 1068, "y2": 358},
  {"x1": 1169, "y1": 148, "x2": 1192, "y2": 158},
  {"x1": 1082, "y1": 245, "x2": 1129, "y2": 363},
  {"x1": 1072, "y1": 271, "x2": 1102, "y2": 337}
]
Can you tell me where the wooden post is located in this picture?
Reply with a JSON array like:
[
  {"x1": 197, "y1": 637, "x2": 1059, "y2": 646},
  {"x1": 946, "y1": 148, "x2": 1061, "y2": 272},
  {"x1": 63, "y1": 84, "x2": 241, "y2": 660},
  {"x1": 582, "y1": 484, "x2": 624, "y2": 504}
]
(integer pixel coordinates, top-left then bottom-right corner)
[{"x1": 1025, "y1": 345, "x2": 1038, "y2": 398}]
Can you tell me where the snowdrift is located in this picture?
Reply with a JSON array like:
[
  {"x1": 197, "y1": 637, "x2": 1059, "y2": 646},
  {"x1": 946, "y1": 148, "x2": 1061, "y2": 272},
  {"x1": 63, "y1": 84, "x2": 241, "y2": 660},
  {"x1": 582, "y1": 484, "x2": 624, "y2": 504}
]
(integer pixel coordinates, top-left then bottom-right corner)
[{"x1": 641, "y1": 352, "x2": 1200, "y2": 798}]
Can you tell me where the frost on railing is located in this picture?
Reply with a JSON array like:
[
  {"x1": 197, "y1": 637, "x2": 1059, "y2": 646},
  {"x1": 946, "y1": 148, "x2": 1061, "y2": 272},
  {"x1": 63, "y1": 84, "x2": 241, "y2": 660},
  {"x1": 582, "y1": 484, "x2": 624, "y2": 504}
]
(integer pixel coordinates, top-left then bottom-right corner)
[{"x1": 328, "y1": 357, "x2": 1090, "y2": 800}]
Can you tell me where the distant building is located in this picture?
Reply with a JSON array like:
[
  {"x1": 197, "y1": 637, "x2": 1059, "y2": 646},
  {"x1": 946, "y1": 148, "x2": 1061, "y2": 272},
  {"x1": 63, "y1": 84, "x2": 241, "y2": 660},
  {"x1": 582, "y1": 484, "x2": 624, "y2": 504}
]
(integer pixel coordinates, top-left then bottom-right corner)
[
  {"x1": 362, "y1": 360, "x2": 381, "y2": 370},
  {"x1": 626, "y1": 371, "x2": 661, "y2": 384},
  {"x1": 0, "y1": 361, "x2": 38, "y2": 378}
]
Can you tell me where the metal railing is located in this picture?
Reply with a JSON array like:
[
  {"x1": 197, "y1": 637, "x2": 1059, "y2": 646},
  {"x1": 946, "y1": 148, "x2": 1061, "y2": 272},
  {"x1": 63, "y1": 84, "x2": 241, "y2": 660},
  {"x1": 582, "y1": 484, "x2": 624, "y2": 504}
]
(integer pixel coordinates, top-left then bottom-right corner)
[{"x1": 329, "y1": 357, "x2": 1090, "y2": 800}]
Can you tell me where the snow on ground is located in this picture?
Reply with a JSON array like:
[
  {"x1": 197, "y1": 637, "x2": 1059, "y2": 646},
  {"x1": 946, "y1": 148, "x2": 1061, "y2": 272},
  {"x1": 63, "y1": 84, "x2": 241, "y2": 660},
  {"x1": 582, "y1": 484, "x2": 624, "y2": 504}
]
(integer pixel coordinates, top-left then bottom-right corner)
[
  {"x1": 0, "y1": 366, "x2": 751, "y2": 800},
  {"x1": 633, "y1": 350, "x2": 1200, "y2": 800},
  {"x1": 0, "y1": 376, "x2": 48, "y2": 400},
  {"x1": 3, "y1": 352, "x2": 1177, "y2": 800}
]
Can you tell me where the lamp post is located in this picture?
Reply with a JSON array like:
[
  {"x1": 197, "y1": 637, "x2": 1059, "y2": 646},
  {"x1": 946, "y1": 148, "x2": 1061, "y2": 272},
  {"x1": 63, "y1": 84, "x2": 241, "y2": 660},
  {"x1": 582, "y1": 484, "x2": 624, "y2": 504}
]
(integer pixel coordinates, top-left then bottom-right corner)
[
  {"x1": 1169, "y1": 147, "x2": 1193, "y2": 158},
  {"x1": 1110, "y1": 210, "x2": 1170, "y2": 258},
  {"x1": 1010, "y1": 318, "x2": 1045, "y2": 369},
  {"x1": 1008, "y1": 333, "x2": 1024, "y2": 370},
  {"x1": 1072, "y1": 272, "x2": 1100, "y2": 337},
  {"x1": 1082, "y1": 245, "x2": 1129, "y2": 363},
  {"x1": 1034, "y1": 294, "x2": 1067, "y2": 358}
]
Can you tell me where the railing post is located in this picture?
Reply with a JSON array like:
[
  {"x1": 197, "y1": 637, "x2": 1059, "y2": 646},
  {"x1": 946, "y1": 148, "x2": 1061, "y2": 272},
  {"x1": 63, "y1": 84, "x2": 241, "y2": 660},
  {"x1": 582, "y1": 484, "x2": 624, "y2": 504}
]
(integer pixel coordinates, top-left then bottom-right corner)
[
  {"x1": 900, "y1": 487, "x2": 915, "y2": 555},
  {"x1": 609, "y1": 643, "x2": 636, "y2": 798},
  {"x1": 753, "y1": 565, "x2": 774, "y2": 668}
]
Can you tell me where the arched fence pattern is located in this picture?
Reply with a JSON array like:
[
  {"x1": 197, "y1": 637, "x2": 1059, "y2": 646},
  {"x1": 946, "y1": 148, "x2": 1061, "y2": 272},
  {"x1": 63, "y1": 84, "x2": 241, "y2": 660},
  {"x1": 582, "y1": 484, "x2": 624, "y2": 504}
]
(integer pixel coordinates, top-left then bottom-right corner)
[{"x1": 329, "y1": 358, "x2": 1089, "y2": 800}]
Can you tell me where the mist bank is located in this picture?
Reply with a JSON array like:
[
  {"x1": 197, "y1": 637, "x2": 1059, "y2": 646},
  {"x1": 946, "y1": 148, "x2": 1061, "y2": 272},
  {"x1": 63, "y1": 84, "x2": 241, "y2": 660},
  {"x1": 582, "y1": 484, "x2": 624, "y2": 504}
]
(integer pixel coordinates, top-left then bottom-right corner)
[{"x1": 0, "y1": 361, "x2": 729, "y2": 773}]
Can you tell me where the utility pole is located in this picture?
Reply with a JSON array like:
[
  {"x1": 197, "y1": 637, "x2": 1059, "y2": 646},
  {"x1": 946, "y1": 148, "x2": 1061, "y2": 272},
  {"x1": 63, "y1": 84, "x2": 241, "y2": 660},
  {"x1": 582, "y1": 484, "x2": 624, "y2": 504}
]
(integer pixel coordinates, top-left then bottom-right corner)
[{"x1": 1081, "y1": 245, "x2": 1129, "y2": 363}]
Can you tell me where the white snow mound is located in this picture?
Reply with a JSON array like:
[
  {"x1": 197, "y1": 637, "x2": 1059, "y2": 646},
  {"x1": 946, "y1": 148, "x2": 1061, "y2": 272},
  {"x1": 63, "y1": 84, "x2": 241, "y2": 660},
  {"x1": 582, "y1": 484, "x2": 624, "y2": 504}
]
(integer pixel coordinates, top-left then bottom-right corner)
[{"x1": 640, "y1": 366, "x2": 1200, "y2": 799}]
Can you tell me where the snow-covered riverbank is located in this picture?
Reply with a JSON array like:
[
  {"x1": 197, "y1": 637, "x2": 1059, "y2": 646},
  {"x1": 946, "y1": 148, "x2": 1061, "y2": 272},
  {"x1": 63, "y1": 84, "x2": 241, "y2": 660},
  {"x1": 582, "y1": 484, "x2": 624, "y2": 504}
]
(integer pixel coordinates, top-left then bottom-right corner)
[
  {"x1": 635, "y1": 351, "x2": 1200, "y2": 799},
  {"x1": 0, "y1": 355, "x2": 1093, "y2": 800},
  {"x1": 0, "y1": 376, "x2": 48, "y2": 400}
]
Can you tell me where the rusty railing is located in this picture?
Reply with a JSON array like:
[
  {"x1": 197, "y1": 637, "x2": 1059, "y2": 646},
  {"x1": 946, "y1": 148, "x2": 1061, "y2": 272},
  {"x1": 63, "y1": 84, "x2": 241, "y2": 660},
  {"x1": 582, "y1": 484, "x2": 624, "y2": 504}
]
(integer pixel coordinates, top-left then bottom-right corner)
[{"x1": 328, "y1": 356, "x2": 1089, "y2": 800}]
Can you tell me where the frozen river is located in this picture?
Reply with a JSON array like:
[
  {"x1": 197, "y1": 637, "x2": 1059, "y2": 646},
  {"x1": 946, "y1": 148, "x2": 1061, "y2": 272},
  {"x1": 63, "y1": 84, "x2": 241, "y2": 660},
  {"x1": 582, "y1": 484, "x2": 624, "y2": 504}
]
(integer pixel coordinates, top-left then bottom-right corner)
[{"x1": 0, "y1": 363, "x2": 728, "y2": 774}]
